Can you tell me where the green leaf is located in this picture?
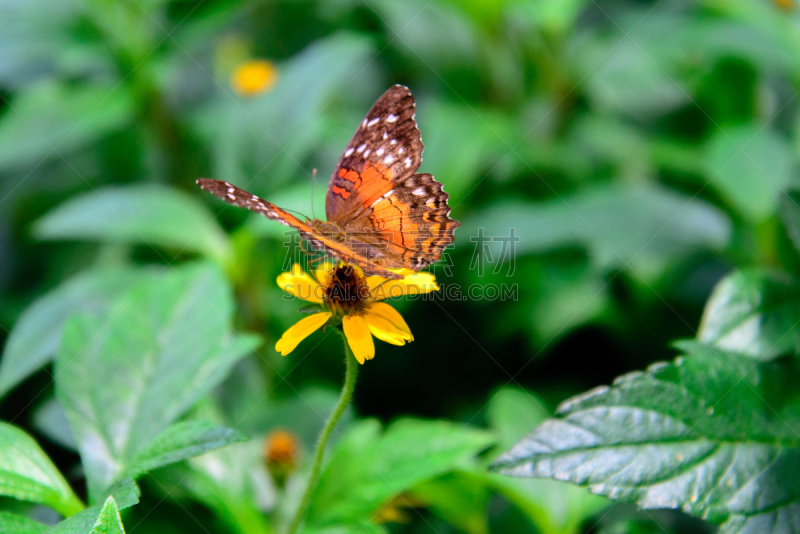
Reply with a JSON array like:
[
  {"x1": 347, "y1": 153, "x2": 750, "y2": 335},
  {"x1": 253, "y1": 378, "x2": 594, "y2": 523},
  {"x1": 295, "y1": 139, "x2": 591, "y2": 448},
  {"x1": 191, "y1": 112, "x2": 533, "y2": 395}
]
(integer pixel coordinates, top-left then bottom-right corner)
[
  {"x1": 705, "y1": 0, "x2": 800, "y2": 74},
  {"x1": 0, "y1": 0, "x2": 85, "y2": 87},
  {"x1": 54, "y1": 263, "x2": 258, "y2": 503},
  {"x1": 420, "y1": 100, "x2": 515, "y2": 200},
  {"x1": 368, "y1": 0, "x2": 479, "y2": 71},
  {"x1": 487, "y1": 475, "x2": 608, "y2": 534},
  {"x1": 306, "y1": 418, "x2": 493, "y2": 527},
  {"x1": 505, "y1": 0, "x2": 587, "y2": 36},
  {"x1": 48, "y1": 497, "x2": 125, "y2": 534},
  {"x1": 148, "y1": 390, "x2": 271, "y2": 534},
  {"x1": 460, "y1": 182, "x2": 730, "y2": 272},
  {"x1": 303, "y1": 523, "x2": 387, "y2": 534},
  {"x1": 0, "y1": 267, "x2": 150, "y2": 398},
  {"x1": 156, "y1": 422, "x2": 273, "y2": 534},
  {"x1": 32, "y1": 398, "x2": 76, "y2": 451},
  {"x1": 485, "y1": 388, "x2": 607, "y2": 534},
  {"x1": 490, "y1": 344, "x2": 800, "y2": 533},
  {"x1": 128, "y1": 420, "x2": 247, "y2": 478},
  {"x1": 102, "y1": 478, "x2": 139, "y2": 511},
  {"x1": 779, "y1": 190, "x2": 800, "y2": 254},
  {"x1": 487, "y1": 388, "x2": 550, "y2": 453},
  {"x1": 0, "y1": 422, "x2": 83, "y2": 517},
  {"x1": 578, "y1": 14, "x2": 691, "y2": 117},
  {"x1": 578, "y1": 14, "x2": 793, "y2": 118},
  {"x1": 47, "y1": 506, "x2": 102, "y2": 534},
  {"x1": 697, "y1": 269, "x2": 800, "y2": 360},
  {"x1": 0, "y1": 511, "x2": 47, "y2": 534},
  {"x1": 88, "y1": 497, "x2": 125, "y2": 534},
  {"x1": 34, "y1": 185, "x2": 230, "y2": 261},
  {"x1": 411, "y1": 471, "x2": 490, "y2": 534},
  {"x1": 232, "y1": 385, "x2": 354, "y2": 447},
  {"x1": 705, "y1": 124, "x2": 793, "y2": 222},
  {"x1": 0, "y1": 82, "x2": 133, "y2": 173}
]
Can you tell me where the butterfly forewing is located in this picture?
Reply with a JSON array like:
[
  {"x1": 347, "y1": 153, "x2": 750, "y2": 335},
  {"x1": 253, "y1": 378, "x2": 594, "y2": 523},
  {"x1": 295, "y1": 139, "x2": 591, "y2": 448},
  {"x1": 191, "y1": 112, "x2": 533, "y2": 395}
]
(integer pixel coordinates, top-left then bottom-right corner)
[
  {"x1": 196, "y1": 179, "x2": 302, "y2": 226},
  {"x1": 326, "y1": 85, "x2": 422, "y2": 223},
  {"x1": 196, "y1": 178, "x2": 404, "y2": 278}
]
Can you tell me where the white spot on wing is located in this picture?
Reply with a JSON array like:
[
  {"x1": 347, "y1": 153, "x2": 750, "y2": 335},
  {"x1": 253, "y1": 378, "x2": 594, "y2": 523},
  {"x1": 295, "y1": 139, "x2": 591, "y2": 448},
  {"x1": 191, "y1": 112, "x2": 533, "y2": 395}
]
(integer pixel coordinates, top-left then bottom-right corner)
[
  {"x1": 398, "y1": 147, "x2": 404, "y2": 154},
  {"x1": 344, "y1": 148, "x2": 354, "y2": 157},
  {"x1": 382, "y1": 189, "x2": 394, "y2": 198},
  {"x1": 227, "y1": 192, "x2": 235, "y2": 199},
  {"x1": 404, "y1": 157, "x2": 412, "y2": 168},
  {"x1": 364, "y1": 149, "x2": 371, "y2": 157},
  {"x1": 362, "y1": 119, "x2": 367, "y2": 127},
  {"x1": 386, "y1": 114, "x2": 398, "y2": 123},
  {"x1": 390, "y1": 139, "x2": 397, "y2": 145},
  {"x1": 383, "y1": 132, "x2": 388, "y2": 140},
  {"x1": 227, "y1": 187, "x2": 234, "y2": 193},
  {"x1": 368, "y1": 117, "x2": 380, "y2": 127},
  {"x1": 357, "y1": 144, "x2": 366, "y2": 153},
  {"x1": 384, "y1": 155, "x2": 395, "y2": 164},
  {"x1": 412, "y1": 187, "x2": 426, "y2": 196},
  {"x1": 376, "y1": 148, "x2": 385, "y2": 156}
]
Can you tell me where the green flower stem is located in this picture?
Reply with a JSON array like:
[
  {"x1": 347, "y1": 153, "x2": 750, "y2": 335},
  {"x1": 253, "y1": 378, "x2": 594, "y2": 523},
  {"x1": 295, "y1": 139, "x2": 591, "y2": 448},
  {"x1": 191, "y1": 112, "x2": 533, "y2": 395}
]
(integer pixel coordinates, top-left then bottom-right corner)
[{"x1": 285, "y1": 329, "x2": 359, "y2": 534}]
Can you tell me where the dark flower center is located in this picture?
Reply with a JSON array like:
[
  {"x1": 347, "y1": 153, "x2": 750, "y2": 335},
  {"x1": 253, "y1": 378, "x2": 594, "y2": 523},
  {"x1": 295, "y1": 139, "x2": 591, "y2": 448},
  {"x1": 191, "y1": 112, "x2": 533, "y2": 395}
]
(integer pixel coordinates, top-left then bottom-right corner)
[{"x1": 325, "y1": 264, "x2": 370, "y2": 313}]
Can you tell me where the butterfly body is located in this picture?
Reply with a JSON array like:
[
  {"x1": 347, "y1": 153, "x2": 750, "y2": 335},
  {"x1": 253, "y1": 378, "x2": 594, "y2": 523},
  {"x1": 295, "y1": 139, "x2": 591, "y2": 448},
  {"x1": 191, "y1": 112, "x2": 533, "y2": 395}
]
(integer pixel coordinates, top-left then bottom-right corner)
[{"x1": 198, "y1": 85, "x2": 459, "y2": 279}]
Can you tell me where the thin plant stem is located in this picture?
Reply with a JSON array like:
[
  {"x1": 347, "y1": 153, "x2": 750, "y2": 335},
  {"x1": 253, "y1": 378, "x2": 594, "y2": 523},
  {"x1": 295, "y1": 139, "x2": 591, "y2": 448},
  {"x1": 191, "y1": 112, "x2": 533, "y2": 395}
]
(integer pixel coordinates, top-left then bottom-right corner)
[{"x1": 285, "y1": 330, "x2": 359, "y2": 534}]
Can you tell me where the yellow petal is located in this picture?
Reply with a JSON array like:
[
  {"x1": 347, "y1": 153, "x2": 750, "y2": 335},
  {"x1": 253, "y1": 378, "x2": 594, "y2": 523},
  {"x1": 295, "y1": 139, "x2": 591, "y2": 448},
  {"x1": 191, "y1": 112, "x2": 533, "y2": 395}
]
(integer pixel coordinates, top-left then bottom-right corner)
[
  {"x1": 363, "y1": 308, "x2": 412, "y2": 346},
  {"x1": 277, "y1": 263, "x2": 324, "y2": 303},
  {"x1": 275, "y1": 312, "x2": 331, "y2": 356},
  {"x1": 367, "y1": 270, "x2": 439, "y2": 301},
  {"x1": 312, "y1": 262, "x2": 336, "y2": 286},
  {"x1": 364, "y1": 302, "x2": 414, "y2": 340},
  {"x1": 342, "y1": 314, "x2": 375, "y2": 364}
]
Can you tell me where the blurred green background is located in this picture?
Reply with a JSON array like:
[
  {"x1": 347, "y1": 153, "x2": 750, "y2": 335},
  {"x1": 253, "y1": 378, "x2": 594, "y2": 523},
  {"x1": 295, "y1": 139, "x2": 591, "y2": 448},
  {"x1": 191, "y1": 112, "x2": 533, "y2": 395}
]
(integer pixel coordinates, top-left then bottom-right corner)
[{"x1": 2, "y1": 0, "x2": 799, "y2": 532}]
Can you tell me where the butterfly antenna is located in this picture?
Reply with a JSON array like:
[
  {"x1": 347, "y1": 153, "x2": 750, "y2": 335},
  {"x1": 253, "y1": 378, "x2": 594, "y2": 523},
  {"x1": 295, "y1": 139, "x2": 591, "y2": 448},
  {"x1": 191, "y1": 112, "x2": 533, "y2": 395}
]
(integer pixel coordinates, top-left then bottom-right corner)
[{"x1": 311, "y1": 168, "x2": 318, "y2": 220}]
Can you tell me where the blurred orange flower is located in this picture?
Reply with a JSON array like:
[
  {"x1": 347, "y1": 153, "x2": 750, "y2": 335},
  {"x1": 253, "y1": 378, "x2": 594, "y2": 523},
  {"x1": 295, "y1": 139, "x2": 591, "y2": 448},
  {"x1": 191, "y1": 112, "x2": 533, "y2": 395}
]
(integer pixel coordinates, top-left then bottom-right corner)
[{"x1": 264, "y1": 429, "x2": 299, "y2": 467}]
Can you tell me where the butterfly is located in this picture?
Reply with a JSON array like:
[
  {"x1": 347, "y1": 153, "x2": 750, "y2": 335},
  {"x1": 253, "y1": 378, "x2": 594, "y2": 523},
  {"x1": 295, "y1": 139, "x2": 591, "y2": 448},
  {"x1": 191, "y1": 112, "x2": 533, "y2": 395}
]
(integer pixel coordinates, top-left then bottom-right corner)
[{"x1": 197, "y1": 85, "x2": 459, "y2": 280}]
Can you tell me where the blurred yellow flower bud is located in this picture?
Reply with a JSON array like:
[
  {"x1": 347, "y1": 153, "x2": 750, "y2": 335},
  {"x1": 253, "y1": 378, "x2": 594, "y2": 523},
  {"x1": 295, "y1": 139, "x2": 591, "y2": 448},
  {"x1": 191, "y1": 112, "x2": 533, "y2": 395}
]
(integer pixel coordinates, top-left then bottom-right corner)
[
  {"x1": 231, "y1": 60, "x2": 278, "y2": 97},
  {"x1": 264, "y1": 429, "x2": 299, "y2": 485}
]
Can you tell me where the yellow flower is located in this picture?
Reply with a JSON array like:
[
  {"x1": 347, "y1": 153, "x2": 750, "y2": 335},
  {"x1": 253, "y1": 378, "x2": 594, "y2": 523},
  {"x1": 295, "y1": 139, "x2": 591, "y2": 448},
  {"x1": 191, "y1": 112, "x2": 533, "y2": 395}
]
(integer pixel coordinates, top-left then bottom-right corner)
[
  {"x1": 230, "y1": 59, "x2": 278, "y2": 97},
  {"x1": 274, "y1": 263, "x2": 439, "y2": 364}
]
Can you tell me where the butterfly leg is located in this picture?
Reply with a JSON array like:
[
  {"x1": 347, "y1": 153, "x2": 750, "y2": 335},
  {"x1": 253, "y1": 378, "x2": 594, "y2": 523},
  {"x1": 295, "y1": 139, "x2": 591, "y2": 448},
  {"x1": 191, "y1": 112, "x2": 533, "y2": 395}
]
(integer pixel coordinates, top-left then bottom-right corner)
[{"x1": 307, "y1": 255, "x2": 328, "y2": 266}]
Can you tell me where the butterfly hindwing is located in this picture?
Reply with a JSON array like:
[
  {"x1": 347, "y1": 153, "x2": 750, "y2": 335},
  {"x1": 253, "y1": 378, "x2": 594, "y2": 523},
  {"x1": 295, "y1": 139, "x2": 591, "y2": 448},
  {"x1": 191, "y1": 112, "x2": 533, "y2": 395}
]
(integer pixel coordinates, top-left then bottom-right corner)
[{"x1": 344, "y1": 172, "x2": 459, "y2": 271}]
